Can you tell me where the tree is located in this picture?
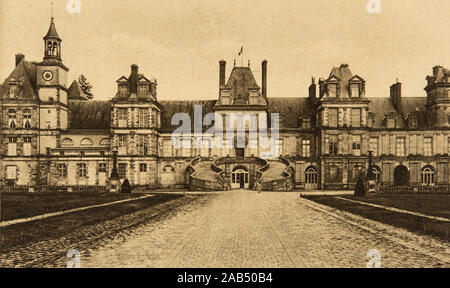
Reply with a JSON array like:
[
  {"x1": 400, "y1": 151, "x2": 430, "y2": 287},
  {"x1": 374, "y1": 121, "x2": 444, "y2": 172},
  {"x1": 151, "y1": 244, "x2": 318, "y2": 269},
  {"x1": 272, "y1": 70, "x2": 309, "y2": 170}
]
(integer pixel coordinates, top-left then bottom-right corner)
[{"x1": 77, "y1": 74, "x2": 94, "y2": 99}]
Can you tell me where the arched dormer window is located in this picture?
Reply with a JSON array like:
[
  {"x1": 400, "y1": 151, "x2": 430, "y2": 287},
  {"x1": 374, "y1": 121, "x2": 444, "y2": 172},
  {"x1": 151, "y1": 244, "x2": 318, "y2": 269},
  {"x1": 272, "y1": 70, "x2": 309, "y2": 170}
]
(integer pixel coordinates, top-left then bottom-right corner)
[
  {"x1": 61, "y1": 138, "x2": 74, "y2": 147},
  {"x1": 80, "y1": 138, "x2": 94, "y2": 146}
]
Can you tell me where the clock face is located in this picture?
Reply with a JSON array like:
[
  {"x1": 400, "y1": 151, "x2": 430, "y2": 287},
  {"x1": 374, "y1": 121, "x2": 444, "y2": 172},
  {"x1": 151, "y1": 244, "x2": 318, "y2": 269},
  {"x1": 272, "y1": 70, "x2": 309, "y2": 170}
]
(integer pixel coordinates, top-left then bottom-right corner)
[{"x1": 42, "y1": 70, "x2": 54, "y2": 81}]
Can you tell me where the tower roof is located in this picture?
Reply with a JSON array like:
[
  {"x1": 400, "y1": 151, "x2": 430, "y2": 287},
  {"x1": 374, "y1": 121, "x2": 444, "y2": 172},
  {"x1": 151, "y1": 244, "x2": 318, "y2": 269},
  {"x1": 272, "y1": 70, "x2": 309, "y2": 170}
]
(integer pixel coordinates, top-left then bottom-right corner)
[{"x1": 44, "y1": 17, "x2": 61, "y2": 41}]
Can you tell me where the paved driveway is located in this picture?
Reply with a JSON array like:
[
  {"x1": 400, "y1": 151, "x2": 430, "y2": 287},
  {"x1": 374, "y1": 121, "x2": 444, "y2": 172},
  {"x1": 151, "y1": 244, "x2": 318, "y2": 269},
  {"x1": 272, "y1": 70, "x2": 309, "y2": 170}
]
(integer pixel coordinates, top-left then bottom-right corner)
[{"x1": 82, "y1": 190, "x2": 449, "y2": 268}]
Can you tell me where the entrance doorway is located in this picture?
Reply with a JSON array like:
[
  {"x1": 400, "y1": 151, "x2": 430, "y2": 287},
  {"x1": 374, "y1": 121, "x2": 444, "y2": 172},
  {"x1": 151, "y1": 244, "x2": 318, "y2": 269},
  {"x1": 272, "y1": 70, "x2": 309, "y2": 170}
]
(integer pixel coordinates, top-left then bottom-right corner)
[
  {"x1": 394, "y1": 165, "x2": 409, "y2": 186},
  {"x1": 231, "y1": 167, "x2": 249, "y2": 189}
]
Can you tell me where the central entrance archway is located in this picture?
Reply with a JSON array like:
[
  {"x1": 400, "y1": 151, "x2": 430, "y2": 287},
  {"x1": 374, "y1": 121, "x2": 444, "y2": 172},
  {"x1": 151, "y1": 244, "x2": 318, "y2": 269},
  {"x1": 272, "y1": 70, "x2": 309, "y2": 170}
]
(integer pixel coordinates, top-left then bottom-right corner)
[
  {"x1": 231, "y1": 166, "x2": 249, "y2": 189},
  {"x1": 394, "y1": 165, "x2": 409, "y2": 186}
]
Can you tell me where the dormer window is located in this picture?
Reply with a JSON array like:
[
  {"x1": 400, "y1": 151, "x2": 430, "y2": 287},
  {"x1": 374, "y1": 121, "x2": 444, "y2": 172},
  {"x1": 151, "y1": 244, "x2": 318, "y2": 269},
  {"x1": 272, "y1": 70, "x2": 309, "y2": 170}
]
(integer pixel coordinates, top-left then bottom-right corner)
[
  {"x1": 119, "y1": 84, "x2": 129, "y2": 98},
  {"x1": 408, "y1": 117, "x2": 418, "y2": 129},
  {"x1": 138, "y1": 84, "x2": 149, "y2": 98},
  {"x1": 386, "y1": 118, "x2": 396, "y2": 129},
  {"x1": 327, "y1": 84, "x2": 337, "y2": 98},
  {"x1": 301, "y1": 117, "x2": 311, "y2": 129},
  {"x1": 350, "y1": 84, "x2": 360, "y2": 98},
  {"x1": 8, "y1": 84, "x2": 17, "y2": 98}
]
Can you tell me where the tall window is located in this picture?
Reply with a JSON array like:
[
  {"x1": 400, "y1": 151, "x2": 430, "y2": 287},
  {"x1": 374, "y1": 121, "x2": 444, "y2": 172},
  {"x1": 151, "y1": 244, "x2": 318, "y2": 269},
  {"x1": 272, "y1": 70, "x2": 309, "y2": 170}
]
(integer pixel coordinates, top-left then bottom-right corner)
[
  {"x1": 396, "y1": 137, "x2": 406, "y2": 157},
  {"x1": 57, "y1": 164, "x2": 68, "y2": 178},
  {"x1": 118, "y1": 108, "x2": 127, "y2": 127},
  {"x1": 351, "y1": 108, "x2": 361, "y2": 128},
  {"x1": 138, "y1": 109, "x2": 148, "y2": 128},
  {"x1": 118, "y1": 134, "x2": 127, "y2": 155},
  {"x1": 118, "y1": 163, "x2": 127, "y2": 178},
  {"x1": 6, "y1": 166, "x2": 17, "y2": 179},
  {"x1": 328, "y1": 135, "x2": 338, "y2": 156},
  {"x1": 386, "y1": 118, "x2": 396, "y2": 129},
  {"x1": 328, "y1": 109, "x2": 338, "y2": 127},
  {"x1": 8, "y1": 85, "x2": 17, "y2": 98},
  {"x1": 352, "y1": 135, "x2": 361, "y2": 156},
  {"x1": 8, "y1": 137, "x2": 17, "y2": 156},
  {"x1": 369, "y1": 137, "x2": 378, "y2": 156},
  {"x1": 8, "y1": 109, "x2": 16, "y2": 129},
  {"x1": 77, "y1": 163, "x2": 87, "y2": 178},
  {"x1": 23, "y1": 137, "x2": 32, "y2": 156},
  {"x1": 351, "y1": 85, "x2": 360, "y2": 98},
  {"x1": 23, "y1": 109, "x2": 32, "y2": 128},
  {"x1": 424, "y1": 137, "x2": 433, "y2": 156},
  {"x1": 140, "y1": 163, "x2": 147, "y2": 173},
  {"x1": 137, "y1": 135, "x2": 148, "y2": 155},
  {"x1": 448, "y1": 137, "x2": 450, "y2": 155},
  {"x1": 328, "y1": 84, "x2": 337, "y2": 98},
  {"x1": 302, "y1": 139, "x2": 311, "y2": 157},
  {"x1": 421, "y1": 166, "x2": 434, "y2": 185}
]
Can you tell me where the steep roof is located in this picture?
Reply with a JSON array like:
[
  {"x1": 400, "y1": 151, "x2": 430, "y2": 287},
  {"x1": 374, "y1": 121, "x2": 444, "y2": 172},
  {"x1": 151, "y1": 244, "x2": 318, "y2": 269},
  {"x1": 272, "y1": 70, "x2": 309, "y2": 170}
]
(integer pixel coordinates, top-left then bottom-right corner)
[
  {"x1": 68, "y1": 100, "x2": 110, "y2": 130},
  {"x1": 160, "y1": 100, "x2": 216, "y2": 133},
  {"x1": 0, "y1": 59, "x2": 38, "y2": 99},
  {"x1": 267, "y1": 97, "x2": 315, "y2": 128},
  {"x1": 327, "y1": 64, "x2": 358, "y2": 98},
  {"x1": 44, "y1": 18, "x2": 61, "y2": 40},
  {"x1": 224, "y1": 67, "x2": 260, "y2": 104},
  {"x1": 67, "y1": 80, "x2": 89, "y2": 100},
  {"x1": 367, "y1": 97, "x2": 428, "y2": 129}
]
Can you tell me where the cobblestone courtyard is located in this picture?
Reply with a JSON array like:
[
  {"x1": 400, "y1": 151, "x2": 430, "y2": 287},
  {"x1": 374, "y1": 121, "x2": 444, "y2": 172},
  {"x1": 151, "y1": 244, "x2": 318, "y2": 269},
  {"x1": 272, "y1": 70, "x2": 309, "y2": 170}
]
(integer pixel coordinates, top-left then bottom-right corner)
[{"x1": 79, "y1": 191, "x2": 449, "y2": 268}]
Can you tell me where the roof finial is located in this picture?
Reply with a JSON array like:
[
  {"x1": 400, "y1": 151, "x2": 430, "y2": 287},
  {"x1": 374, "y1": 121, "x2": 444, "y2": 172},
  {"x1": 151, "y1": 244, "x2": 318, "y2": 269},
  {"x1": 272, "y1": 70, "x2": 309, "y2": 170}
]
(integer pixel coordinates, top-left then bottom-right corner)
[
  {"x1": 248, "y1": 59, "x2": 250, "y2": 67},
  {"x1": 234, "y1": 59, "x2": 236, "y2": 67},
  {"x1": 51, "y1": 1, "x2": 54, "y2": 18}
]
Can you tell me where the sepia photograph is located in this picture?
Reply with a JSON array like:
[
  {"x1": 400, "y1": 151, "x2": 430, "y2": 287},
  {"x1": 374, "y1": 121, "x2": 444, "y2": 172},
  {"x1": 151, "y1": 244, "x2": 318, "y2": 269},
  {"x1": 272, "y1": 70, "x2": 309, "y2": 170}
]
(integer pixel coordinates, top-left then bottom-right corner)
[{"x1": 0, "y1": 0, "x2": 449, "y2": 272}]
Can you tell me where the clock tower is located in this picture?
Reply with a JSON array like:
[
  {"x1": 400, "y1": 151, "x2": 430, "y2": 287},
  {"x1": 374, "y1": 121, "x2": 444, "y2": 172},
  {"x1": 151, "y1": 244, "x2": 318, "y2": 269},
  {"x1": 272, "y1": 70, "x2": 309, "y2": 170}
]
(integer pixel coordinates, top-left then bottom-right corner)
[{"x1": 36, "y1": 17, "x2": 70, "y2": 155}]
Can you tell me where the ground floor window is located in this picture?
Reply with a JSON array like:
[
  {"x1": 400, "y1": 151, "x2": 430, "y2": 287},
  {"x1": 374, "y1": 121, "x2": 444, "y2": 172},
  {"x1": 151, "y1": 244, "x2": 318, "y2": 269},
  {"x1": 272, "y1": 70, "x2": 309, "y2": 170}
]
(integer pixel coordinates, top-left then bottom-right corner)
[
  {"x1": 77, "y1": 163, "x2": 88, "y2": 178},
  {"x1": 118, "y1": 163, "x2": 127, "y2": 178},
  {"x1": 99, "y1": 163, "x2": 107, "y2": 173},
  {"x1": 421, "y1": 166, "x2": 434, "y2": 185},
  {"x1": 6, "y1": 166, "x2": 17, "y2": 179},
  {"x1": 57, "y1": 164, "x2": 68, "y2": 178},
  {"x1": 140, "y1": 163, "x2": 147, "y2": 173}
]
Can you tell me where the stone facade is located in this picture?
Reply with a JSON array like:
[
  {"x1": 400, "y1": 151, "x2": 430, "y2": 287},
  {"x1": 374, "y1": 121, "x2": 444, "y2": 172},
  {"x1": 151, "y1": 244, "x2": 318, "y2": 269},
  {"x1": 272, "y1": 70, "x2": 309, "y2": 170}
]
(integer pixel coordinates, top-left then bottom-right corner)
[{"x1": 0, "y1": 18, "x2": 449, "y2": 191}]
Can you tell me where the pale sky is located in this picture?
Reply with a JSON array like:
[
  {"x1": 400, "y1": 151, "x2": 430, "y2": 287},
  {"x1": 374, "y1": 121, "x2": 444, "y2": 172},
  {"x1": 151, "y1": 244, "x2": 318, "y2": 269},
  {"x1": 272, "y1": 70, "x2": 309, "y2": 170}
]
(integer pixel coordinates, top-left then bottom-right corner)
[{"x1": 0, "y1": 0, "x2": 449, "y2": 101}]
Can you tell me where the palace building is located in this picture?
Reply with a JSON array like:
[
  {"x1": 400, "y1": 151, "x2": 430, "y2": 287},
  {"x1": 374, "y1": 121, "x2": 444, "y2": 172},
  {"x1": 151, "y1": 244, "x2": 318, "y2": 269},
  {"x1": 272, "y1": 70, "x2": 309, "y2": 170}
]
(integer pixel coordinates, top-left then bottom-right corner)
[{"x1": 1, "y1": 18, "x2": 449, "y2": 192}]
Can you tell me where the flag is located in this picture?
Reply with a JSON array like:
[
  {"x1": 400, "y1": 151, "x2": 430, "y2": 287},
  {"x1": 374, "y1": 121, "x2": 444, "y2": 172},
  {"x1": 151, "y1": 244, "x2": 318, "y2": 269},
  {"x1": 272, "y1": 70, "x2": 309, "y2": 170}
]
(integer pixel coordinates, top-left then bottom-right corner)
[{"x1": 238, "y1": 46, "x2": 243, "y2": 56}]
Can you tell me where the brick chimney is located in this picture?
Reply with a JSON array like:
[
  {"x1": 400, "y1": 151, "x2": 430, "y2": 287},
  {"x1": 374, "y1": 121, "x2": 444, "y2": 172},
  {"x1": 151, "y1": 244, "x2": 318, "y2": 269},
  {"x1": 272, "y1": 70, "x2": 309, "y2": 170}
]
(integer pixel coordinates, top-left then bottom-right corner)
[
  {"x1": 390, "y1": 81, "x2": 402, "y2": 113},
  {"x1": 309, "y1": 77, "x2": 316, "y2": 102},
  {"x1": 129, "y1": 64, "x2": 139, "y2": 94},
  {"x1": 262, "y1": 60, "x2": 267, "y2": 99},
  {"x1": 15, "y1": 54, "x2": 25, "y2": 66},
  {"x1": 219, "y1": 60, "x2": 226, "y2": 87}
]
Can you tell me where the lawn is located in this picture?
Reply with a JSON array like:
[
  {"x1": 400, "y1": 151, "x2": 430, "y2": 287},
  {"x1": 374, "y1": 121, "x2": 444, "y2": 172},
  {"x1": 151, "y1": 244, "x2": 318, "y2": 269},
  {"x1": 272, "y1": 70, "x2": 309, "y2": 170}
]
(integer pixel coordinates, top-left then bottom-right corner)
[
  {"x1": 303, "y1": 194, "x2": 450, "y2": 242},
  {"x1": 0, "y1": 193, "x2": 142, "y2": 221},
  {"x1": 0, "y1": 193, "x2": 185, "y2": 252}
]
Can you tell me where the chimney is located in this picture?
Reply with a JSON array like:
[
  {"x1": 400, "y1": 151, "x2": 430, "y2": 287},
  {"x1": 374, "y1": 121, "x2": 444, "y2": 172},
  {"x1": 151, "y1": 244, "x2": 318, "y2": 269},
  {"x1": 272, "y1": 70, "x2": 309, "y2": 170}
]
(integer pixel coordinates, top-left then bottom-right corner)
[
  {"x1": 390, "y1": 81, "x2": 402, "y2": 113},
  {"x1": 309, "y1": 77, "x2": 316, "y2": 101},
  {"x1": 15, "y1": 54, "x2": 25, "y2": 66},
  {"x1": 219, "y1": 60, "x2": 226, "y2": 87},
  {"x1": 129, "y1": 64, "x2": 139, "y2": 94},
  {"x1": 262, "y1": 60, "x2": 267, "y2": 99},
  {"x1": 433, "y1": 65, "x2": 443, "y2": 76}
]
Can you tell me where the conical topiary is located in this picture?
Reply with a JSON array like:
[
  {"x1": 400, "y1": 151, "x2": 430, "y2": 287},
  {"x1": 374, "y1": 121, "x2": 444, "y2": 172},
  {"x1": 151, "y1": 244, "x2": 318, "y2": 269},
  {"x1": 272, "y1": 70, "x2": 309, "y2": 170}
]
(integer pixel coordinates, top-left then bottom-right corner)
[
  {"x1": 121, "y1": 179, "x2": 132, "y2": 194},
  {"x1": 354, "y1": 178, "x2": 366, "y2": 197}
]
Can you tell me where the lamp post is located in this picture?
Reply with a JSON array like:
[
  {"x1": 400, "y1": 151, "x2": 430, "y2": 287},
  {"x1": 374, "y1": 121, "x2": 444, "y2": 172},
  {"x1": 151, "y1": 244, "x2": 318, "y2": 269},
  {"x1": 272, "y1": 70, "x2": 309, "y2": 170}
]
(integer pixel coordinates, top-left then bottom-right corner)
[{"x1": 108, "y1": 148, "x2": 120, "y2": 193}]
